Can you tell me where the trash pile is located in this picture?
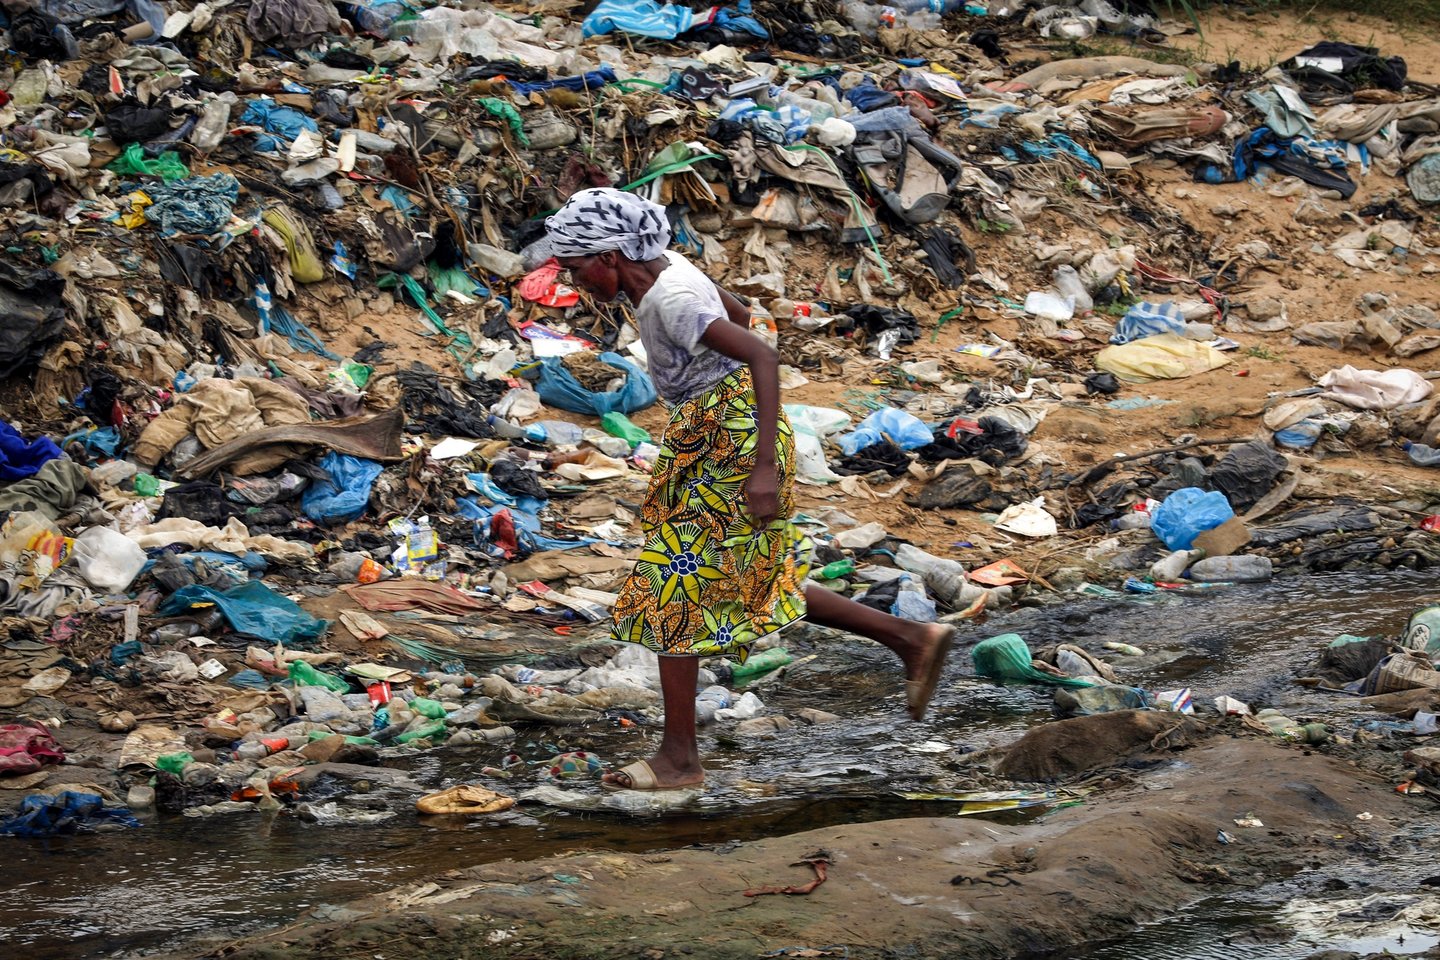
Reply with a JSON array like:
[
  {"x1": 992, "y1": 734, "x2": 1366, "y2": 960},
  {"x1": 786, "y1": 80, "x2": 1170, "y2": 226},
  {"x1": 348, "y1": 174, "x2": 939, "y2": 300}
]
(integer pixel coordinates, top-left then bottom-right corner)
[{"x1": 1, "y1": 0, "x2": 1439, "y2": 825}]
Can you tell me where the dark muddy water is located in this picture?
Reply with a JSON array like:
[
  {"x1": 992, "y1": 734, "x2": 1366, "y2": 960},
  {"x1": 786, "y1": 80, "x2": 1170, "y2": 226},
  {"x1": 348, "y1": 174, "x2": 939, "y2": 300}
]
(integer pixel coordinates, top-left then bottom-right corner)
[{"x1": 3, "y1": 570, "x2": 1435, "y2": 958}]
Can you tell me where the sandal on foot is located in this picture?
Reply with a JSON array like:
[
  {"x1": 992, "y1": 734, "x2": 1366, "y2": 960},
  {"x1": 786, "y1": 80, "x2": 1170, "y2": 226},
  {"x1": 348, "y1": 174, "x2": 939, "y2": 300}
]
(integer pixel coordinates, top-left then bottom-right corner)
[
  {"x1": 906, "y1": 626, "x2": 956, "y2": 722},
  {"x1": 601, "y1": 760, "x2": 705, "y2": 792}
]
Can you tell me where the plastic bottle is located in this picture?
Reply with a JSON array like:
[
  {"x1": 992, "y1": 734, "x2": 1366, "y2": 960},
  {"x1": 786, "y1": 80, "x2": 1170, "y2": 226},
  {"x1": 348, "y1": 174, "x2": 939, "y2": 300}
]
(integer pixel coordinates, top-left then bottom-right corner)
[
  {"x1": 893, "y1": 574, "x2": 938, "y2": 622},
  {"x1": 1187, "y1": 555, "x2": 1273, "y2": 583},
  {"x1": 1052, "y1": 265, "x2": 1094, "y2": 313},
  {"x1": 819, "y1": 559, "x2": 856, "y2": 580},
  {"x1": 727, "y1": 648, "x2": 794, "y2": 682},
  {"x1": 394, "y1": 720, "x2": 447, "y2": 745},
  {"x1": 894, "y1": 544, "x2": 969, "y2": 606},
  {"x1": 695, "y1": 686, "x2": 732, "y2": 725},
  {"x1": 600, "y1": 411, "x2": 652, "y2": 448},
  {"x1": 1150, "y1": 548, "x2": 1205, "y2": 582},
  {"x1": 526, "y1": 420, "x2": 584, "y2": 446},
  {"x1": 408, "y1": 696, "x2": 448, "y2": 720},
  {"x1": 288, "y1": 660, "x2": 350, "y2": 693},
  {"x1": 1403, "y1": 442, "x2": 1440, "y2": 467}
]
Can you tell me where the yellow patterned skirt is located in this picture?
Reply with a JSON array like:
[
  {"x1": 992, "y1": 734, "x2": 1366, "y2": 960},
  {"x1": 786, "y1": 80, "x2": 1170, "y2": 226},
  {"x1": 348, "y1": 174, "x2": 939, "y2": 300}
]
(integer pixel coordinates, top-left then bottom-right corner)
[{"x1": 610, "y1": 367, "x2": 812, "y2": 661}]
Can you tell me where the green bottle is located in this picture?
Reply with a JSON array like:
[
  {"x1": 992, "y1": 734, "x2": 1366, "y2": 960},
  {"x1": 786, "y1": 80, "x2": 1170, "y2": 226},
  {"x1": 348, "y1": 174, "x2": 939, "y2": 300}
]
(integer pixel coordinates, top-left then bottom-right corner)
[
  {"x1": 394, "y1": 720, "x2": 447, "y2": 744},
  {"x1": 408, "y1": 696, "x2": 448, "y2": 719},
  {"x1": 818, "y1": 559, "x2": 856, "y2": 580},
  {"x1": 288, "y1": 660, "x2": 350, "y2": 693},
  {"x1": 730, "y1": 647, "x2": 793, "y2": 681},
  {"x1": 600, "y1": 411, "x2": 651, "y2": 447}
]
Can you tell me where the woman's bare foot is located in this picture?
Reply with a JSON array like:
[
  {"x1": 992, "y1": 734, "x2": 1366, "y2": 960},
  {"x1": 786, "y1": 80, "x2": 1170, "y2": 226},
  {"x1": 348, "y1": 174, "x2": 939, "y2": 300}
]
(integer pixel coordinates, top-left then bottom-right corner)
[{"x1": 602, "y1": 749, "x2": 705, "y2": 790}]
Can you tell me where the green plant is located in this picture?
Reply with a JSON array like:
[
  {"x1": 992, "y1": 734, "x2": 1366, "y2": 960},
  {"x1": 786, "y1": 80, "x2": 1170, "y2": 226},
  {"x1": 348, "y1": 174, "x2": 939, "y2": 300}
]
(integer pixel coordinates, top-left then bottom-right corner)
[{"x1": 1246, "y1": 345, "x2": 1284, "y2": 360}]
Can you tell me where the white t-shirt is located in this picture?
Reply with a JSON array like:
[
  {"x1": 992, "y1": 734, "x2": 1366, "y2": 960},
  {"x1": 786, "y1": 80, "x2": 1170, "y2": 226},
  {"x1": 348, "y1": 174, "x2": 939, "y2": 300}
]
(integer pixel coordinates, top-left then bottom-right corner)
[{"x1": 633, "y1": 252, "x2": 743, "y2": 403}]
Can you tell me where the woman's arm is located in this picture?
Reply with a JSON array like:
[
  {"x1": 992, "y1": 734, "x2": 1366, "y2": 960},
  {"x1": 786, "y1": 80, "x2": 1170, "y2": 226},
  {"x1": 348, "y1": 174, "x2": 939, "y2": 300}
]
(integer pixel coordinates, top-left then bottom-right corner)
[
  {"x1": 715, "y1": 286, "x2": 754, "y2": 331},
  {"x1": 698, "y1": 317, "x2": 782, "y2": 525}
]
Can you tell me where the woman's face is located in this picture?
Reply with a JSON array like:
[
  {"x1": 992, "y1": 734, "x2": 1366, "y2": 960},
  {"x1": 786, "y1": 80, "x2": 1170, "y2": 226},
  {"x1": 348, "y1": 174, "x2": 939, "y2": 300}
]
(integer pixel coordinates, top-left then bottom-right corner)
[{"x1": 558, "y1": 252, "x2": 621, "y2": 302}]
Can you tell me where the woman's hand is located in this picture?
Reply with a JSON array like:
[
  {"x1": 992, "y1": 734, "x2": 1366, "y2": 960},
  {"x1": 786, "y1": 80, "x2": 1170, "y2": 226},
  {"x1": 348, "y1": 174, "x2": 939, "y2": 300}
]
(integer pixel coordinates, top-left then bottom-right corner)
[{"x1": 746, "y1": 459, "x2": 781, "y2": 526}]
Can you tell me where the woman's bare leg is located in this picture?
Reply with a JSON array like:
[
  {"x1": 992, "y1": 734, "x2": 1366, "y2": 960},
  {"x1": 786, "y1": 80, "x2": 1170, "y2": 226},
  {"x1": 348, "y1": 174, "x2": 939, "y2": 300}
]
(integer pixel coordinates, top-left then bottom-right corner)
[
  {"x1": 803, "y1": 585, "x2": 952, "y2": 682},
  {"x1": 602, "y1": 655, "x2": 705, "y2": 789}
]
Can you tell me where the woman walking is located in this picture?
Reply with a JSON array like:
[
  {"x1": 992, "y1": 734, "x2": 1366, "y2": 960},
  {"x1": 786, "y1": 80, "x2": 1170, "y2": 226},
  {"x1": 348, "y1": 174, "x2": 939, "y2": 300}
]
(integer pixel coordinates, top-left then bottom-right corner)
[{"x1": 544, "y1": 188, "x2": 954, "y2": 791}]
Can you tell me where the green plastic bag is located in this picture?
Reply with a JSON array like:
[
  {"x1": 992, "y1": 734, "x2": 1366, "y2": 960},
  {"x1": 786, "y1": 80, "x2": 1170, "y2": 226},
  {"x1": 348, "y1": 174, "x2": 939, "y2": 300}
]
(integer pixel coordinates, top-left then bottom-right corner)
[
  {"x1": 394, "y1": 720, "x2": 446, "y2": 745},
  {"x1": 973, "y1": 634, "x2": 1097, "y2": 688},
  {"x1": 155, "y1": 752, "x2": 193, "y2": 774},
  {"x1": 600, "y1": 411, "x2": 651, "y2": 447},
  {"x1": 107, "y1": 143, "x2": 191, "y2": 182}
]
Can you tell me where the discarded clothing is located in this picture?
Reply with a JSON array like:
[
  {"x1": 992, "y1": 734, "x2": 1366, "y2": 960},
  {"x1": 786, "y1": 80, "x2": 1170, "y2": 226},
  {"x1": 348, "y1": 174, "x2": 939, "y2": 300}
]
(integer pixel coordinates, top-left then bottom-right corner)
[
  {"x1": 0, "y1": 459, "x2": 89, "y2": 519},
  {"x1": 177, "y1": 407, "x2": 405, "y2": 479},
  {"x1": 143, "y1": 174, "x2": 240, "y2": 237},
  {"x1": 1110, "y1": 301, "x2": 1186, "y2": 344},
  {"x1": 0, "y1": 723, "x2": 66, "y2": 775},
  {"x1": 240, "y1": 99, "x2": 319, "y2": 152},
  {"x1": 1291, "y1": 41, "x2": 1407, "y2": 93},
  {"x1": 0, "y1": 421, "x2": 63, "y2": 482},
  {"x1": 1319, "y1": 365, "x2": 1433, "y2": 411},
  {"x1": 246, "y1": 0, "x2": 340, "y2": 46},
  {"x1": 342, "y1": 579, "x2": 487, "y2": 615}
]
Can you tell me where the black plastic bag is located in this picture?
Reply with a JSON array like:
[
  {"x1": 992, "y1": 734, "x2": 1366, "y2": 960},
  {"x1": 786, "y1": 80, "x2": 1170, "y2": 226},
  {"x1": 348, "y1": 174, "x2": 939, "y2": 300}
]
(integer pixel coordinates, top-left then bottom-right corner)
[
  {"x1": 105, "y1": 102, "x2": 173, "y2": 145},
  {"x1": 0, "y1": 262, "x2": 67, "y2": 381},
  {"x1": 1210, "y1": 441, "x2": 1287, "y2": 511}
]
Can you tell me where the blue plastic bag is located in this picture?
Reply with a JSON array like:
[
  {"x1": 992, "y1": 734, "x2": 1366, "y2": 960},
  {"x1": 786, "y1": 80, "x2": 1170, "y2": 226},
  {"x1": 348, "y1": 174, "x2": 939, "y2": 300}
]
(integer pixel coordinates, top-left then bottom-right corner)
[
  {"x1": 1150, "y1": 487, "x2": 1234, "y2": 550},
  {"x1": 535, "y1": 352, "x2": 657, "y2": 416},
  {"x1": 302, "y1": 452, "x2": 382, "y2": 524},
  {"x1": 240, "y1": 98, "x2": 319, "y2": 152},
  {"x1": 839, "y1": 407, "x2": 933, "y2": 456},
  {"x1": 157, "y1": 580, "x2": 329, "y2": 646}
]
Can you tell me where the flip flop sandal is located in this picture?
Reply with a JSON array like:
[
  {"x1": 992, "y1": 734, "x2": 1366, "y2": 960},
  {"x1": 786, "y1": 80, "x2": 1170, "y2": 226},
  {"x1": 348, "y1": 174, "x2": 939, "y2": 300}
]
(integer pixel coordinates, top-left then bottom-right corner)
[
  {"x1": 906, "y1": 626, "x2": 956, "y2": 722},
  {"x1": 601, "y1": 760, "x2": 705, "y2": 792}
]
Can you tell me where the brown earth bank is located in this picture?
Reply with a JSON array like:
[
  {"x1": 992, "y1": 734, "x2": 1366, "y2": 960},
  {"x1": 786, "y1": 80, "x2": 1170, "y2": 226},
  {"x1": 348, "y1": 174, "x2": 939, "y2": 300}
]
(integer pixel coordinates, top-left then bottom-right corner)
[{"x1": 173, "y1": 733, "x2": 1421, "y2": 960}]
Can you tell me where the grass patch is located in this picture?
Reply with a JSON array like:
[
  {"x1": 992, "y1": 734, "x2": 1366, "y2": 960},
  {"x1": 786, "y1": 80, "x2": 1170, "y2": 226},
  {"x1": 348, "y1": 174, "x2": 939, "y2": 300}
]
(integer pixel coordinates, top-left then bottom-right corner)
[{"x1": 1245, "y1": 345, "x2": 1284, "y2": 360}]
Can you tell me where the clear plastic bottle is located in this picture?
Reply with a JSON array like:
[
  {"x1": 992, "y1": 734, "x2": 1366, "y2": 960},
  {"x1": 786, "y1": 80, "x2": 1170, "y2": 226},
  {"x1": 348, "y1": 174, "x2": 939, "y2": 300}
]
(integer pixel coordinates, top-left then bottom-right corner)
[
  {"x1": 695, "y1": 686, "x2": 732, "y2": 725},
  {"x1": 1150, "y1": 548, "x2": 1204, "y2": 582},
  {"x1": 526, "y1": 420, "x2": 584, "y2": 446},
  {"x1": 1188, "y1": 555, "x2": 1273, "y2": 583}
]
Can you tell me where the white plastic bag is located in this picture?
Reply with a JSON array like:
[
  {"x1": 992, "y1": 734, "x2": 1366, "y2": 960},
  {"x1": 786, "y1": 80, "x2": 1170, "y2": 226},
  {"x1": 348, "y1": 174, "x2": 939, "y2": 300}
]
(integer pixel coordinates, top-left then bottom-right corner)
[{"x1": 71, "y1": 526, "x2": 147, "y2": 593}]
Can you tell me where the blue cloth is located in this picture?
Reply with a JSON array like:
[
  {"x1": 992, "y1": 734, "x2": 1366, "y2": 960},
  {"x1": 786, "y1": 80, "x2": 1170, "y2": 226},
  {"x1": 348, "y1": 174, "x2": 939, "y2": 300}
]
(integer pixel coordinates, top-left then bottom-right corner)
[
  {"x1": 845, "y1": 82, "x2": 899, "y2": 112},
  {"x1": 1110, "y1": 301, "x2": 1186, "y2": 345},
  {"x1": 240, "y1": 98, "x2": 319, "y2": 152},
  {"x1": 302, "y1": 452, "x2": 382, "y2": 524},
  {"x1": 582, "y1": 0, "x2": 701, "y2": 39},
  {"x1": 0, "y1": 791, "x2": 140, "y2": 837},
  {"x1": 508, "y1": 67, "x2": 619, "y2": 96},
  {"x1": 158, "y1": 580, "x2": 330, "y2": 646},
  {"x1": 712, "y1": 0, "x2": 767, "y2": 39},
  {"x1": 0, "y1": 421, "x2": 62, "y2": 481},
  {"x1": 143, "y1": 174, "x2": 239, "y2": 237}
]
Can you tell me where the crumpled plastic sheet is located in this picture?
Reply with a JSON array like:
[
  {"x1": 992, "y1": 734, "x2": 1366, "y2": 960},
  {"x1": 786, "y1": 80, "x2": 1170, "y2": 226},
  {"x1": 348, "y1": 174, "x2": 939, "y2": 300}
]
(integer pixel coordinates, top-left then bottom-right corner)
[
  {"x1": 582, "y1": 0, "x2": 701, "y2": 39},
  {"x1": 0, "y1": 790, "x2": 140, "y2": 837},
  {"x1": 156, "y1": 580, "x2": 330, "y2": 646}
]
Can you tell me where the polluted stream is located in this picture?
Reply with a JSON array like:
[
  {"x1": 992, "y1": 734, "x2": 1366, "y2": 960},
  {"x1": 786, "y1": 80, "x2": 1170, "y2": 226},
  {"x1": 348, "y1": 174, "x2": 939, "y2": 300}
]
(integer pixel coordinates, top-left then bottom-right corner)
[{"x1": 4, "y1": 570, "x2": 1436, "y2": 959}]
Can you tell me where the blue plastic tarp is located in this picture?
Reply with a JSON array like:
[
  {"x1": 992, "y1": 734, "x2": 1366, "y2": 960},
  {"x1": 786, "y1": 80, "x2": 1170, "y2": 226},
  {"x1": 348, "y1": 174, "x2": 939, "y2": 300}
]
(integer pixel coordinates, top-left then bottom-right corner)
[
  {"x1": 158, "y1": 580, "x2": 330, "y2": 646},
  {"x1": 302, "y1": 452, "x2": 382, "y2": 524},
  {"x1": 0, "y1": 421, "x2": 62, "y2": 481},
  {"x1": 582, "y1": 0, "x2": 702, "y2": 39}
]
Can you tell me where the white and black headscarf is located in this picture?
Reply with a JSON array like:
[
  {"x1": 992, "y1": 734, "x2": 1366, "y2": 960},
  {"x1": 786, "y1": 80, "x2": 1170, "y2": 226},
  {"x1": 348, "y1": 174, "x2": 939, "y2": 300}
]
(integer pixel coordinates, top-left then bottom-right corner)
[{"x1": 545, "y1": 188, "x2": 671, "y2": 262}]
